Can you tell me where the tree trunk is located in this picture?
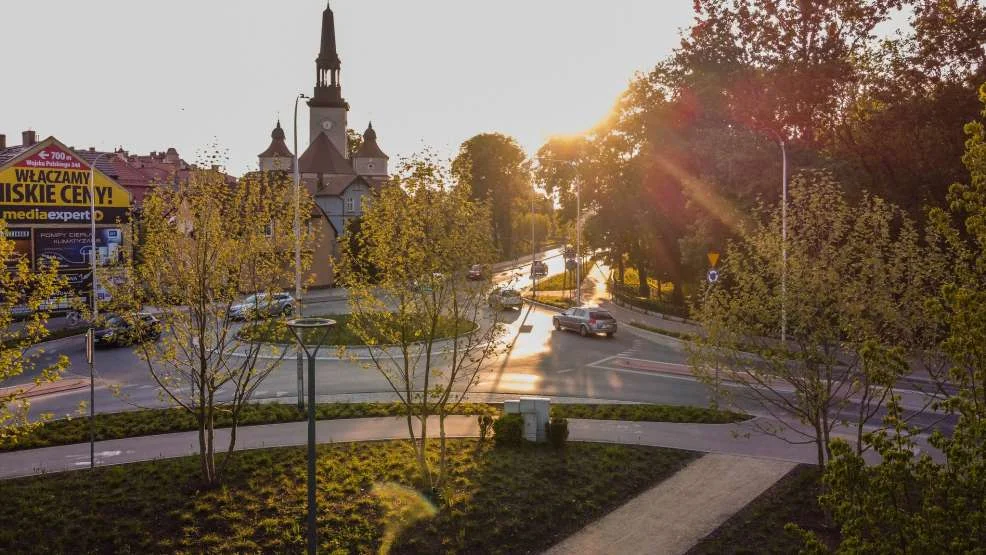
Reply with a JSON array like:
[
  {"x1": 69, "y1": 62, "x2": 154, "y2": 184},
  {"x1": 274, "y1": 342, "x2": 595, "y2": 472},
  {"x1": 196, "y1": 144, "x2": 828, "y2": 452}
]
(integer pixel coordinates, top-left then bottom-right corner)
[
  {"x1": 438, "y1": 414, "x2": 448, "y2": 488},
  {"x1": 638, "y1": 266, "x2": 650, "y2": 298},
  {"x1": 417, "y1": 414, "x2": 431, "y2": 489},
  {"x1": 617, "y1": 257, "x2": 625, "y2": 290}
]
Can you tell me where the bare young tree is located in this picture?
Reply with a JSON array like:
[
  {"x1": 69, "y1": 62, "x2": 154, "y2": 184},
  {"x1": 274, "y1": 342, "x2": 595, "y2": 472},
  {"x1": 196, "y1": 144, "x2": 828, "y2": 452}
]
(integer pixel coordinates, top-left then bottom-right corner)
[
  {"x1": 339, "y1": 153, "x2": 505, "y2": 489},
  {"x1": 689, "y1": 172, "x2": 931, "y2": 467},
  {"x1": 0, "y1": 223, "x2": 69, "y2": 444},
  {"x1": 114, "y1": 163, "x2": 314, "y2": 485}
]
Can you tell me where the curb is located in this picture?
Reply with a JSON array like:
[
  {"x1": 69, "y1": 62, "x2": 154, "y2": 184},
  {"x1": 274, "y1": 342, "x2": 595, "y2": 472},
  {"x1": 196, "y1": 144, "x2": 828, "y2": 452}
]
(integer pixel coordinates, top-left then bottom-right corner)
[
  {"x1": 622, "y1": 324, "x2": 690, "y2": 349},
  {"x1": 611, "y1": 298, "x2": 698, "y2": 326},
  {"x1": 0, "y1": 378, "x2": 90, "y2": 400},
  {"x1": 523, "y1": 298, "x2": 566, "y2": 312}
]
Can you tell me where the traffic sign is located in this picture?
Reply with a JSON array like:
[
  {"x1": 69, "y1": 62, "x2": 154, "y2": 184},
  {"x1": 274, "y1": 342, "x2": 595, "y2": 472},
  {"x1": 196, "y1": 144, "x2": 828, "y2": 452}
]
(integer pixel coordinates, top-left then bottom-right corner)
[
  {"x1": 707, "y1": 269, "x2": 719, "y2": 283},
  {"x1": 707, "y1": 250, "x2": 719, "y2": 267}
]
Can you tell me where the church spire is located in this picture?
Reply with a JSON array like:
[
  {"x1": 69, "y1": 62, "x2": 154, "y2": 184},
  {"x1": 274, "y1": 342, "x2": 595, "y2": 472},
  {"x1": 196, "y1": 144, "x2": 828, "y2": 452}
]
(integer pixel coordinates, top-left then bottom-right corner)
[{"x1": 310, "y1": 1, "x2": 347, "y2": 108}]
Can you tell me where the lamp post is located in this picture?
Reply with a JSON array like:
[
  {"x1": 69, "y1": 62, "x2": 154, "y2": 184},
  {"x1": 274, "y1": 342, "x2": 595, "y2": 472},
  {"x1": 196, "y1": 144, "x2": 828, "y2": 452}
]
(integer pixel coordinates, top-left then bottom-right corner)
[
  {"x1": 534, "y1": 157, "x2": 581, "y2": 302},
  {"x1": 531, "y1": 184, "x2": 536, "y2": 297},
  {"x1": 293, "y1": 92, "x2": 310, "y2": 410},
  {"x1": 87, "y1": 150, "x2": 113, "y2": 471},
  {"x1": 285, "y1": 317, "x2": 335, "y2": 555},
  {"x1": 768, "y1": 130, "x2": 788, "y2": 345}
]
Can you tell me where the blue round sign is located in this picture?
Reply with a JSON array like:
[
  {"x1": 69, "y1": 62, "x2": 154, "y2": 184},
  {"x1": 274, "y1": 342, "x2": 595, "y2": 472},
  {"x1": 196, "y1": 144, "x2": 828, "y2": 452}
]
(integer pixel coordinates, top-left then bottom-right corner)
[{"x1": 707, "y1": 269, "x2": 719, "y2": 283}]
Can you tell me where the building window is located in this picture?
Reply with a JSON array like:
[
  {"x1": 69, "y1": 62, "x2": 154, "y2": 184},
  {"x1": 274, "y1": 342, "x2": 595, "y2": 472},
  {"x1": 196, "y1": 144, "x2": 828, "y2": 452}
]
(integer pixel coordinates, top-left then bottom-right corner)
[{"x1": 345, "y1": 197, "x2": 355, "y2": 213}]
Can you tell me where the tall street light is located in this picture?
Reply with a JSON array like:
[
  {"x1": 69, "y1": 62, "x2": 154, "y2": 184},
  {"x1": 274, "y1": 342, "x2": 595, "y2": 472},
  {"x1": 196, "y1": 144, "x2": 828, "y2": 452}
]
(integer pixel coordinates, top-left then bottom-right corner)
[
  {"x1": 285, "y1": 317, "x2": 335, "y2": 555},
  {"x1": 87, "y1": 150, "x2": 114, "y2": 470},
  {"x1": 768, "y1": 130, "x2": 788, "y2": 345},
  {"x1": 535, "y1": 157, "x2": 581, "y2": 302},
  {"x1": 293, "y1": 92, "x2": 310, "y2": 410}
]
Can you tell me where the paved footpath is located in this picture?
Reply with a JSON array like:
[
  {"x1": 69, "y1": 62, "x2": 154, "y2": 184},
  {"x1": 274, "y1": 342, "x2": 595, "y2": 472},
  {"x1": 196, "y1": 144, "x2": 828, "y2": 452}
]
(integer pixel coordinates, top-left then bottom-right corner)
[{"x1": 544, "y1": 453, "x2": 795, "y2": 555}]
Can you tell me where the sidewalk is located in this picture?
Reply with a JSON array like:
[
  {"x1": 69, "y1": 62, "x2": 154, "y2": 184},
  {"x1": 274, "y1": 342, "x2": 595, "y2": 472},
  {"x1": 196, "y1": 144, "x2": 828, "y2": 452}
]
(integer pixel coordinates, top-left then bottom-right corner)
[
  {"x1": 544, "y1": 453, "x2": 795, "y2": 555},
  {"x1": 0, "y1": 414, "x2": 824, "y2": 481}
]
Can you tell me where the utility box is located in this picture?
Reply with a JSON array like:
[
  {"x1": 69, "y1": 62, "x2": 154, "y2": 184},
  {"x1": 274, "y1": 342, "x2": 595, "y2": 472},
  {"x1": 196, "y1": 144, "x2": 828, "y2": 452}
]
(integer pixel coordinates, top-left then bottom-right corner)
[{"x1": 518, "y1": 396, "x2": 551, "y2": 443}]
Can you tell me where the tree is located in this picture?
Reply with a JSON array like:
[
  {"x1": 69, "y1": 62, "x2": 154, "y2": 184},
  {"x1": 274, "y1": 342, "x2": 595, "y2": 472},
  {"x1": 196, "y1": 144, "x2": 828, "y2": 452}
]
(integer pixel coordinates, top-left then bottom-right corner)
[
  {"x1": 800, "y1": 86, "x2": 986, "y2": 551},
  {"x1": 339, "y1": 153, "x2": 505, "y2": 490},
  {"x1": 689, "y1": 171, "x2": 930, "y2": 467},
  {"x1": 346, "y1": 128, "x2": 363, "y2": 159},
  {"x1": 115, "y1": 163, "x2": 314, "y2": 485},
  {"x1": 0, "y1": 223, "x2": 69, "y2": 444},
  {"x1": 452, "y1": 133, "x2": 530, "y2": 259}
]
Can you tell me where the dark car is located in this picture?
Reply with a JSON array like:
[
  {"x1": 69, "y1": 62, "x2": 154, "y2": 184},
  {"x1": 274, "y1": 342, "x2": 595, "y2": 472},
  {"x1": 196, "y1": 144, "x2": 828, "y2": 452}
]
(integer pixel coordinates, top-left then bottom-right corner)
[
  {"x1": 530, "y1": 260, "x2": 548, "y2": 278},
  {"x1": 93, "y1": 313, "x2": 162, "y2": 347},
  {"x1": 552, "y1": 307, "x2": 617, "y2": 337},
  {"x1": 467, "y1": 264, "x2": 486, "y2": 280}
]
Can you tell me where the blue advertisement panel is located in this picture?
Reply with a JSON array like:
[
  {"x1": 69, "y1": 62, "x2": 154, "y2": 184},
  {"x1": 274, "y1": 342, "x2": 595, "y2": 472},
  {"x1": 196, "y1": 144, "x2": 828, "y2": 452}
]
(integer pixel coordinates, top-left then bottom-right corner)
[{"x1": 33, "y1": 227, "x2": 123, "y2": 270}]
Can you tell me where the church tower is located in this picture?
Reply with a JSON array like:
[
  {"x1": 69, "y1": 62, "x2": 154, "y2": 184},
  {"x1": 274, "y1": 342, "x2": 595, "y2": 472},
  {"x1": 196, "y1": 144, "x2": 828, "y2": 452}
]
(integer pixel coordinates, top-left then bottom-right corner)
[{"x1": 308, "y1": 1, "x2": 349, "y2": 157}]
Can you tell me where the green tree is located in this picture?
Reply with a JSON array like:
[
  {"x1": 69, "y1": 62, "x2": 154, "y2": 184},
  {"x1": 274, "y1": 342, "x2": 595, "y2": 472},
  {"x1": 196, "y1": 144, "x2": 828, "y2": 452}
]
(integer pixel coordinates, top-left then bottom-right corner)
[
  {"x1": 804, "y1": 84, "x2": 986, "y2": 553},
  {"x1": 116, "y1": 163, "x2": 315, "y2": 485},
  {"x1": 689, "y1": 171, "x2": 930, "y2": 467},
  {"x1": 339, "y1": 152, "x2": 506, "y2": 490},
  {"x1": 452, "y1": 133, "x2": 531, "y2": 259},
  {"x1": 0, "y1": 223, "x2": 69, "y2": 444}
]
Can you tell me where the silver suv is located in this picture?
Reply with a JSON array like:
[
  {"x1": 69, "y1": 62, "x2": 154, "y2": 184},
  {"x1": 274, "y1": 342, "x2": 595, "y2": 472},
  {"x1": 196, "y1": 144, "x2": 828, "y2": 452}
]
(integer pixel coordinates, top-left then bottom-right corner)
[
  {"x1": 228, "y1": 292, "x2": 295, "y2": 320},
  {"x1": 553, "y1": 307, "x2": 617, "y2": 337}
]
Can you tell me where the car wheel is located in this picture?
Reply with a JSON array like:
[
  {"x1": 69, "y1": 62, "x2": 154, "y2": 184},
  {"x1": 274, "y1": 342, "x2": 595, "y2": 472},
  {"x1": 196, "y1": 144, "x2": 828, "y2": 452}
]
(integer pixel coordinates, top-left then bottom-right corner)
[
  {"x1": 580, "y1": 325, "x2": 589, "y2": 337},
  {"x1": 553, "y1": 319, "x2": 561, "y2": 331},
  {"x1": 282, "y1": 304, "x2": 294, "y2": 316}
]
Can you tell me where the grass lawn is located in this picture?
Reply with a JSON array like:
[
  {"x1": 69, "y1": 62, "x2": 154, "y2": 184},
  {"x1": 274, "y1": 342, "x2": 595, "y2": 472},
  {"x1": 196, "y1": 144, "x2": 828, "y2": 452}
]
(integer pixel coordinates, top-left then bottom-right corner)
[
  {"x1": 532, "y1": 261, "x2": 593, "y2": 291},
  {"x1": 238, "y1": 313, "x2": 475, "y2": 346},
  {"x1": 687, "y1": 465, "x2": 839, "y2": 554},
  {"x1": 0, "y1": 440, "x2": 697, "y2": 554},
  {"x1": 525, "y1": 294, "x2": 577, "y2": 310},
  {"x1": 1, "y1": 402, "x2": 747, "y2": 452}
]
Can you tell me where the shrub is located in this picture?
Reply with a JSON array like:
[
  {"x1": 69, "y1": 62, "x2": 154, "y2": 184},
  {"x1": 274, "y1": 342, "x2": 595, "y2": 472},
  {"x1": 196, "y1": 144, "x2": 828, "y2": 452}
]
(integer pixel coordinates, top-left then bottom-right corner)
[
  {"x1": 478, "y1": 414, "x2": 494, "y2": 442},
  {"x1": 492, "y1": 414, "x2": 524, "y2": 447},
  {"x1": 546, "y1": 417, "x2": 569, "y2": 448}
]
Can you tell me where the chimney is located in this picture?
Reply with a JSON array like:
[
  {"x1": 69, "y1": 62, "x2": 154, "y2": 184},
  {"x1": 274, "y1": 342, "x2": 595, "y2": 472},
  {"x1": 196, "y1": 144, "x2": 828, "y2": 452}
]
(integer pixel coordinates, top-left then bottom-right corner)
[
  {"x1": 22, "y1": 130, "x2": 36, "y2": 146},
  {"x1": 0, "y1": 134, "x2": 5, "y2": 149}
]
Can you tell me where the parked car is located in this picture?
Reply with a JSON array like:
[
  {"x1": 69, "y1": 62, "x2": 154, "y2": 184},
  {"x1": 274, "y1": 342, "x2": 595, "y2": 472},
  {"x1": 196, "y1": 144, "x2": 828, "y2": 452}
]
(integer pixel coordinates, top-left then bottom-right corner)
[
  {"x1": 553, "y1": 307, "x2": 617, "y2": 337},
  {"x1": 488, "y1": 287, "x2": 523, "y2": 310},
  {"x1": 530, "y1": 260, "x2": 548, "y2": 278},
  {"x1": 228, "y1": 292, "x2": 295, "y2": 320},
  {"x1": 467, "y1": 264, "x2": 486, "y2": 280},
  {"x1": 93, "y1": 313, "x2": 162, "y2": 347}
]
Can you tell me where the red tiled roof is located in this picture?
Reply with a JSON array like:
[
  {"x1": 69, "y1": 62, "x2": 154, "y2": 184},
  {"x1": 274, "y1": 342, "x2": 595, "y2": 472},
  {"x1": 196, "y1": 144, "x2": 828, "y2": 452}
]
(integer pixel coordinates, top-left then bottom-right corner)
[{"x1": 299, "y1": 132, "x2": 354, "y2": 175}]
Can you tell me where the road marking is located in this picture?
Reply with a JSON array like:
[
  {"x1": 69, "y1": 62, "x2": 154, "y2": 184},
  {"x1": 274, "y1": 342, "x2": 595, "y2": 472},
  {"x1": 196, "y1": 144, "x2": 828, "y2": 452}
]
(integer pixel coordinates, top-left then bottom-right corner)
[
  {"x1": 276, "y1": 391, "x2": 288, "y2": 397},
  {"x1": 557, "y1": 368, "x2": 574, "y2": 374}
]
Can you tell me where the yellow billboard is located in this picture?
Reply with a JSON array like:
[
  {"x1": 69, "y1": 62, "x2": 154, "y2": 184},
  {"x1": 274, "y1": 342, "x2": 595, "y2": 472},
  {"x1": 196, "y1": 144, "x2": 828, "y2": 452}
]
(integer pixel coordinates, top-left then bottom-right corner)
[{"x1": 0, "y1": 139, "x2": 131, "y2": 224}]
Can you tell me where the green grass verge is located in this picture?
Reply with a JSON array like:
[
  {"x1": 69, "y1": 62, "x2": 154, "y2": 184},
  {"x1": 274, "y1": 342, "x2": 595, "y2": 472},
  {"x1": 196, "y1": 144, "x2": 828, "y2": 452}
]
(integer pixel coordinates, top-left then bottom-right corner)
[
  {"x1": 0, "y1": 440, "x2": 697, "y2": 554},
  {"x1": 627, "y1": 320, "x2": 698, "y2": 341},
  {"x1": 525, "y1": 294, "x2": 577, "y2": 310},
  {"x1": 552, "y1": 403, "x2": 748, "y2": 424},
  {"x1": 2, "y1": 323, "x2": 88, "y2": 349},
  {"x1": 687, "y1": 465, "x2": 838, "y2": 554},
  {"x1": 1, "y1": 402, "x2": 748, "y2": 452},
  {"x1": 238, "y1": 313, "x2": 475, "y2": 346},
  {"x1": 532, "y1": 261, "x2": 593, "y2": 291}
]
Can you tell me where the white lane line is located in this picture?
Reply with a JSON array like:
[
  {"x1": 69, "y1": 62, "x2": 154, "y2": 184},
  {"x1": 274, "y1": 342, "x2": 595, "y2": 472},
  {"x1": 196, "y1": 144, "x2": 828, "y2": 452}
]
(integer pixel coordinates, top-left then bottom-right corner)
[{"x1": 557, "y1": 368, "x2": 574, "y2": 374}]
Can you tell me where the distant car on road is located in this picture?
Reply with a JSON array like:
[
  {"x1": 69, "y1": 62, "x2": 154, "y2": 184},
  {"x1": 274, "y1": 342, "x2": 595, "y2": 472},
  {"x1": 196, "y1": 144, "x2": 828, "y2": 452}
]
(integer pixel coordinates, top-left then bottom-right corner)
[
  {"x1": 488, "y1": 287, "x2": 523, "y2": 310},
  {"x1": 553, "y1": 307, "x2": 617, "y2": 337},
  {"x1": 467, "y1": 264, "x2": 486, "y2": 280},
  {"x1": 228, "y1": 292, "x2": 295, "y2": 320},
  {"x1": 530, "y1": 260, "x2": 548, "y2": 278},
  {"x1": 93, "y1": 313, "x2": 162, "y2": 347}
]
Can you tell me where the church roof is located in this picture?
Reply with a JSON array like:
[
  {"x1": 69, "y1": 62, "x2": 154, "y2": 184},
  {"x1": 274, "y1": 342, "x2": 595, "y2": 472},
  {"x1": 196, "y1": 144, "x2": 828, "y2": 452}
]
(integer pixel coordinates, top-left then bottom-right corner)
[
  {"x1": 299, "y1": 131, "x2": 354, "y2": 175},
  {"x1": 258, "y1": 121, "x2": 293, "y2": 159},
  {"x1": 354, "y1": 122, "x2": 388, "y2": 159}
]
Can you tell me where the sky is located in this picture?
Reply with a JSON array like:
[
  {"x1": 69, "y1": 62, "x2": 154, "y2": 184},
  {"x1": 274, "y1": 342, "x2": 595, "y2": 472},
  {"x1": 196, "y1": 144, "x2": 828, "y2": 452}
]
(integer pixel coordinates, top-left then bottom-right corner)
[{"x1": 0, "y1": 1, "x2": 695, "y2": 175}]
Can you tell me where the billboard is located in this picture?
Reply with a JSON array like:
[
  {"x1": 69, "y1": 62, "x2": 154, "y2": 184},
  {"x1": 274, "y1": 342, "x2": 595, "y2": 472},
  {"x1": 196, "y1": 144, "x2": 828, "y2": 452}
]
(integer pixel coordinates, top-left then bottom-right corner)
[
  {"x1": 34, "y1": 227, "x2": 124, "y2": 270},
  {"x1": 0, "y1": 141, "x2": 131, "y2": 225}
]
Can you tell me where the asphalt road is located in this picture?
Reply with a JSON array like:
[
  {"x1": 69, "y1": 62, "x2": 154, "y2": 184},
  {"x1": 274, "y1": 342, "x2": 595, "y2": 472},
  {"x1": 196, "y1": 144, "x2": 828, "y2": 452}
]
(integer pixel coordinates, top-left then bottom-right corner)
[{"x1": 15, "y1": 250, "x2": 955, "y2": 439}]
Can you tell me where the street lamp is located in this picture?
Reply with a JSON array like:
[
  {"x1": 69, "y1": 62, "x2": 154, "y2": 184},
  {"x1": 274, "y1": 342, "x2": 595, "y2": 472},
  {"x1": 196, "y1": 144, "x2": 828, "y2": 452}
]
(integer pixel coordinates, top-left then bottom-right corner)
[
  {"x1": 534, "y1": 157, "x2": 582, "y2": 303},
  {"x1": 293, "y1": 92, "x2": 310, "y2": 410},
  {"x1": 767, "y1": 130, "x2": 788, "y2": 345},
  {"x1": 285, "y1": 317, "x2": 335, "y2": 555},
  {"x1": 87, "y1": 150, "x2": 114, "y2": 471}
]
